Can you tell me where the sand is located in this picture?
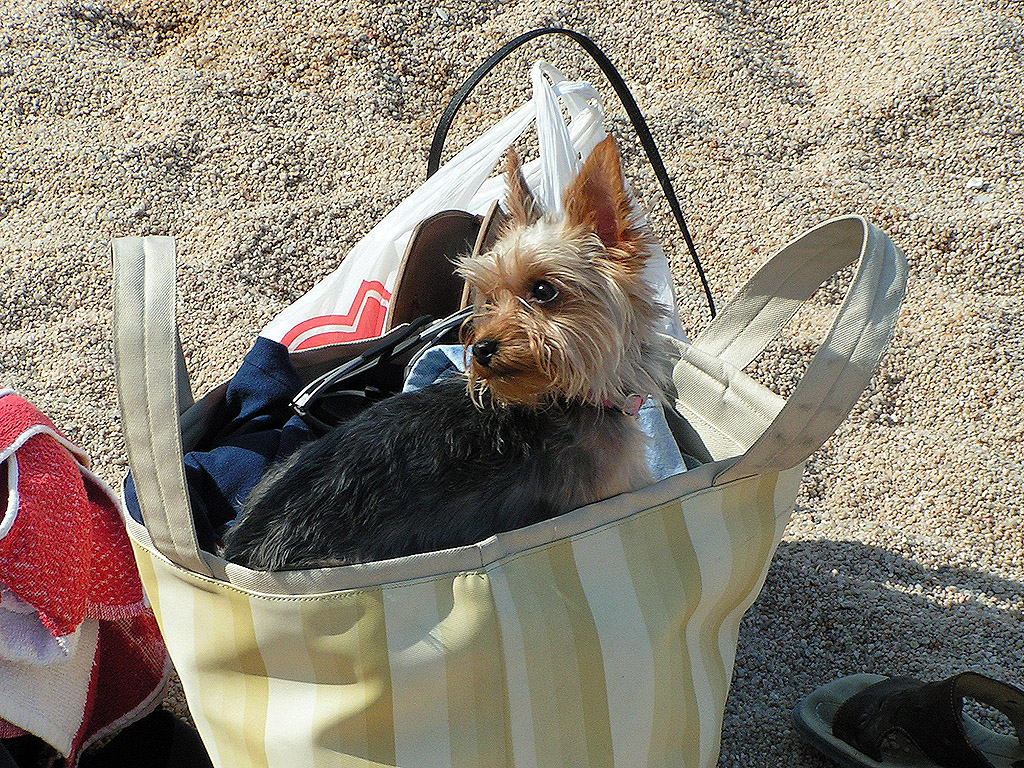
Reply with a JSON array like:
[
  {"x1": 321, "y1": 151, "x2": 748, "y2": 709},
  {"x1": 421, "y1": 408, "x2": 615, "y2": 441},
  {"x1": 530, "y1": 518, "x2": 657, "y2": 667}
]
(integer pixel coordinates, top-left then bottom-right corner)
[{"x1": 1, "y1": 0, "x2": 1022, "y2": 764}]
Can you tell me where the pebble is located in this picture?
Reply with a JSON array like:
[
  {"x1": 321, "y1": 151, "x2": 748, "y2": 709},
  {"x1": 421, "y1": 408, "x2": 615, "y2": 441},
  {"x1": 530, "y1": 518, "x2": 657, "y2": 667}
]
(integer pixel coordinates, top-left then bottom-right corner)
[{"x1": 1, "y1": 2, "x2": 1021, "y2": 767}]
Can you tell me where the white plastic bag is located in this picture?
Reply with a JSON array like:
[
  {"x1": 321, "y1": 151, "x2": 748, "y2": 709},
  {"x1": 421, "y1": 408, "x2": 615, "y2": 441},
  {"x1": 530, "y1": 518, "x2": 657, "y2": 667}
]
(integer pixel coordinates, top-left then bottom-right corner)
[{"x1": 260, "y1": 60, "x2": 682, "y2": 351}]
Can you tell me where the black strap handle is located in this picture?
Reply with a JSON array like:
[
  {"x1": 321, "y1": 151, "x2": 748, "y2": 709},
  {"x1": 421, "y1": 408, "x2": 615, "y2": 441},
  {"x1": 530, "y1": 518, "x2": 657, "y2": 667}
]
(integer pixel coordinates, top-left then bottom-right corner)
[{"x1": 426, "y1": 28, "x2": 716, "y2": 319}]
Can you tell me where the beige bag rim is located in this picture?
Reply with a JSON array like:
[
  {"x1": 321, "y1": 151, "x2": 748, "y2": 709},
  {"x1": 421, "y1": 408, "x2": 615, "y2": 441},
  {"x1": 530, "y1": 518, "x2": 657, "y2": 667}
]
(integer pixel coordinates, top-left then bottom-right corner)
[{"x1": 118, "y1": 458, "x2": 761, "y2": 595}]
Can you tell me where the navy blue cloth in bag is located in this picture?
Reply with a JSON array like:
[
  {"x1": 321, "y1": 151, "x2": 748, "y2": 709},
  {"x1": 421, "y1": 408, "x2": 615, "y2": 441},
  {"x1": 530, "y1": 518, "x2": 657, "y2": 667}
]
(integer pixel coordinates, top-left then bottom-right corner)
[{"x1": 125, "y1": 337, "x2": 312, "y2": 551}]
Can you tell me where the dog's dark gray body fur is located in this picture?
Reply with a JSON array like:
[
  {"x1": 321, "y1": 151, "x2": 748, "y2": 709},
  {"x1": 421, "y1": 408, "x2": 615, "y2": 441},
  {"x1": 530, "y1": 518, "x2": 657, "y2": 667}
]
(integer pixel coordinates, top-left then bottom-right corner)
[{"x1": 222, "y1": 377, "x2": 646, "y2": 570}]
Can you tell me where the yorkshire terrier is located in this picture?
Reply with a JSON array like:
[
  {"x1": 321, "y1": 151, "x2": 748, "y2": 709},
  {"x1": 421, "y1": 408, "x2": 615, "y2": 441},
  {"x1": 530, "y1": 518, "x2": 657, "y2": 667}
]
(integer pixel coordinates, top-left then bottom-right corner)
[{"x1": 223, "y1": 136, "x2": 673, "y2": 570}]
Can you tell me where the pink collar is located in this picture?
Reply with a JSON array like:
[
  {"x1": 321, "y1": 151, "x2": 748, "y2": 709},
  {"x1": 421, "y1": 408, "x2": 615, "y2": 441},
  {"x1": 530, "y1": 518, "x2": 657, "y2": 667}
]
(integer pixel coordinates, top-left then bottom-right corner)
[{"x1": 597, "y1": 393, "x2": 646, "y2": 417}]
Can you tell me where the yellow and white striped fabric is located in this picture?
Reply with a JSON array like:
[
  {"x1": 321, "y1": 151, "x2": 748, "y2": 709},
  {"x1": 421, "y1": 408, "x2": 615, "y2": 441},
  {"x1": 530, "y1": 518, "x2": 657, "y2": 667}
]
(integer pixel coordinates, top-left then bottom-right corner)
[
  {"x1": 112, "y1": 215, "x2": 907, "y2": 768},
  {"x1": 128, "y1": 471, "x2": 798, "y2": 768}
]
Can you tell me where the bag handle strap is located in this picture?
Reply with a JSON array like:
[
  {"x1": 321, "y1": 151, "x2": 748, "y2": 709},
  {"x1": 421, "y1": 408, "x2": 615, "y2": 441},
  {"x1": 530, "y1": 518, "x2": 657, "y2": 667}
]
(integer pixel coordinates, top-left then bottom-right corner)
[
  {"x1": 111, "y1": 236, "x2": 211, "y2": 575},
  {"x1": 426, "y1": 27, "x2": 716, "y2": 320},
  {"x1": 703, "y1": 216, "x2": 908, "y2": 485}
]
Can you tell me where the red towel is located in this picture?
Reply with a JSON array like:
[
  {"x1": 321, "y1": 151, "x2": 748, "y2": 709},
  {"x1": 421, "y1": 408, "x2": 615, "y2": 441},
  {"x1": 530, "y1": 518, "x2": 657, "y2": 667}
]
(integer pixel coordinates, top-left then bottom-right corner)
[{"x1": 0, "y1": 390, "x2": 168, "y2": 763}]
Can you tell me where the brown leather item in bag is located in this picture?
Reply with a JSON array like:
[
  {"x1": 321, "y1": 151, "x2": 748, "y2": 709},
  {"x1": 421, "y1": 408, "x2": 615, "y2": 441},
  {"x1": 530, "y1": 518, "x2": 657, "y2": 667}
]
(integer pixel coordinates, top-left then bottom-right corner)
[
  {"x1": 384, "y1": 203, "x2": 511, "y2": 332},
  {"x1": 384, "y1": 210, "x2": 480, "y2": 332}
]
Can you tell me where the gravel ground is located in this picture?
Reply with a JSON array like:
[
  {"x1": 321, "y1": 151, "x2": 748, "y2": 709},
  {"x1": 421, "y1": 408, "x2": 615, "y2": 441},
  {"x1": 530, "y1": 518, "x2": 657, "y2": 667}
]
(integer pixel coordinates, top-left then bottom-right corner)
[{"x1": 2, "y1": 0, "x2": 1022, "y2": 765}]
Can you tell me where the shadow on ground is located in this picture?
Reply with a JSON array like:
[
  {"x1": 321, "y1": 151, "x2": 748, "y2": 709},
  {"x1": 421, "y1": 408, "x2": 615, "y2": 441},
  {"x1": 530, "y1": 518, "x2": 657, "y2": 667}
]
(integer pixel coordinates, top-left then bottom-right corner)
[{"x1": 720, "y1": 537, "x2": 1024, "y2": 768}]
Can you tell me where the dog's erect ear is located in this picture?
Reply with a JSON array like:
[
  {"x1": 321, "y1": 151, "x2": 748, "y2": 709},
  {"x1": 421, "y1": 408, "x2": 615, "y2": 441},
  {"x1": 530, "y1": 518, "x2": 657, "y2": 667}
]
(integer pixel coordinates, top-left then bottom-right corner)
[
  {"x1": 563, "y1": 136, "x2": 641, "y2": 255},
  {"x1": 504, "y1": 149, "x2": 542, "y2": 227}
]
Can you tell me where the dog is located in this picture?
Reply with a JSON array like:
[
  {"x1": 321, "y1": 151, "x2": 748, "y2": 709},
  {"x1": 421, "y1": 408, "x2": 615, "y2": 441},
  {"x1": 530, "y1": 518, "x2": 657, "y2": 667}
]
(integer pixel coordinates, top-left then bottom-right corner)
[{"x1": 222, "y1": 135, "x2": 673, "y2": 570}]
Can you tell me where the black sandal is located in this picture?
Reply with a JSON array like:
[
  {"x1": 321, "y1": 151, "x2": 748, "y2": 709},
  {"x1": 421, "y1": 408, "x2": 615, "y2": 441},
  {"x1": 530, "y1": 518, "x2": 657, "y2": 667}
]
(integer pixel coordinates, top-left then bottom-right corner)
[{"x1": 792, "y1": 672, "x2": 1024, "y2": 768}]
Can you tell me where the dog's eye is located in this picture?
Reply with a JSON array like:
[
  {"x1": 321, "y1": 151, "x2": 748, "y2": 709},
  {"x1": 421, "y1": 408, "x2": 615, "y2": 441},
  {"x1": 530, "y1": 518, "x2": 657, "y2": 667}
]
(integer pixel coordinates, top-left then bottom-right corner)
[{"x1": 530, "y1": 280, "x2": 559, "y2": 303}]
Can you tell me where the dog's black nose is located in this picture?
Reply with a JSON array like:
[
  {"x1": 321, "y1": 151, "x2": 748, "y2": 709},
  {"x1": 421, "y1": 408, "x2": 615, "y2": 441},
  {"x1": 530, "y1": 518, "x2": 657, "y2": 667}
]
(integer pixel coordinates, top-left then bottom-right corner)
[{"x1": 472, "y1": 339, "x2": 499, "y2": 367}]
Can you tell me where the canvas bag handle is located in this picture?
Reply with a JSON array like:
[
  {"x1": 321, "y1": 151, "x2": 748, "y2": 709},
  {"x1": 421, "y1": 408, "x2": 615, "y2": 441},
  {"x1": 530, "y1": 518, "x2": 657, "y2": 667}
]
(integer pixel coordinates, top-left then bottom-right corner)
[
  {"x1": 111, "y1": 236, "x2": 211, "y2": 574},
  {"x1": 697, "y1": 215, "x2": 908, "y2": 485}
]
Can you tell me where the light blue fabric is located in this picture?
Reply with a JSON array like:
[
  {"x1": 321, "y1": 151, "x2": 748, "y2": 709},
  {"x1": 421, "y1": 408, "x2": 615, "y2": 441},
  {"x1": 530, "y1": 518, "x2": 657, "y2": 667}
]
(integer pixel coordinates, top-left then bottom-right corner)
[
  {"x1": 403, "y1": 344, "x2": 468, "y2": 393},
  {"x1": 404, "y1": 345, "x2": 688, "y2": 481}
]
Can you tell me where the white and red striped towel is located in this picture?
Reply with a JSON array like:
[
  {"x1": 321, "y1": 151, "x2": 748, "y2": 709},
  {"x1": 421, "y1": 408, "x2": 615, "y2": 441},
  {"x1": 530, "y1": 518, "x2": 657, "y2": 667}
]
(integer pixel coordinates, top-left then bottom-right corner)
[{"x1": 0, "y1": 389, "x2": 169, "y2": 764}]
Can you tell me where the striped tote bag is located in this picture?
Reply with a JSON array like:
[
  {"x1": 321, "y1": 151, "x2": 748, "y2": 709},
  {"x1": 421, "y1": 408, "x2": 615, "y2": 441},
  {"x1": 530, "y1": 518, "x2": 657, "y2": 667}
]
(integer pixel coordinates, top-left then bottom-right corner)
[{"x1": 111, "y1": 214, "x2": 906, "y2": 768}]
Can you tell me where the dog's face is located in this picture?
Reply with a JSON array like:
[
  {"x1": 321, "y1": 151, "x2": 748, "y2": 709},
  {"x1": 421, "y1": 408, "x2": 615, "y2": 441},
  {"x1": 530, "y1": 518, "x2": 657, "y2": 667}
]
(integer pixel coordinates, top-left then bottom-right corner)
[{"x1": 457, "y1": 136, "x2": 666, "y2": 407}]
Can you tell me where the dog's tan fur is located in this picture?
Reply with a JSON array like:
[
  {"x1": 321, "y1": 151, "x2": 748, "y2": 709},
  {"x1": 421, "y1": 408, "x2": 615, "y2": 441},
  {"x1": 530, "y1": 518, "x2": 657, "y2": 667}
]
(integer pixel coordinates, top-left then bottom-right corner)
[{"x1": 458, "y1": 136, "x2": 671, "y2": 408}]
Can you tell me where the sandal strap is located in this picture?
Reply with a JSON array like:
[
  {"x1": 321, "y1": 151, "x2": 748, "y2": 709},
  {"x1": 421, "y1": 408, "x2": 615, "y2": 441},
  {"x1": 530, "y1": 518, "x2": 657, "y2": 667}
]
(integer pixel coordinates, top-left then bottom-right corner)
[{"x1": 833, "y1": 672, "x2": 1024, "y2": 768}]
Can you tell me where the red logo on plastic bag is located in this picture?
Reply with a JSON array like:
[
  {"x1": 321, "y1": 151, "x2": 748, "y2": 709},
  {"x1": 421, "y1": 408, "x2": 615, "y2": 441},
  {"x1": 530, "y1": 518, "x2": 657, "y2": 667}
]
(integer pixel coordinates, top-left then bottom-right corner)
[{"x1": 281, "y1": 280, "x2": 391, "y2": 351}]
